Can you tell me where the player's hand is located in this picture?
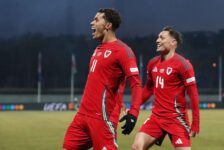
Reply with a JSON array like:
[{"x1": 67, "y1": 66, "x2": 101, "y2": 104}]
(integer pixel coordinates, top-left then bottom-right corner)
[
  {"x1": 189, "y1": 130, "x2": 198, "y2": 137},
  {"x1": 122, "y1": 108, "x2": 129, "y2": 116},
  {"x1": 119, "y1": 113, "x2": 137, "y2": 135}
]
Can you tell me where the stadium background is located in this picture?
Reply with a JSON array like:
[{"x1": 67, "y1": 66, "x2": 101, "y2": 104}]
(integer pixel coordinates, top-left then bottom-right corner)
[
  {"x1": 0, "y1": 0, "x2": 224, "y2": 150},
  {"x1": 0, "y1": 0, "x2": 223, "y2": 110},
  {"x1": 0, "y1": 0, "x2": 224, "y2": 110}
]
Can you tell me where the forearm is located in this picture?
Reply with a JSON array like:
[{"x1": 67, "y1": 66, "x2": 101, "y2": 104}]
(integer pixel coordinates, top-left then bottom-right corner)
[
  {"x1": 187, "y1": 84, "x2": 200, "y2": 133},
  {"x1": 127, "y1": 75, "x2": 142, "y2": 117},
  {"x1": 142, "y1": 85, "x2": 153, "y2": 104},
  {"x1": 141, "y1": 76, "x2": 154, "y2": 104}
]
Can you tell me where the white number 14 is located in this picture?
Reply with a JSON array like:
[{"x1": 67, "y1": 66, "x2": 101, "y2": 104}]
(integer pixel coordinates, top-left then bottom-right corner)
[{"x1": 156, "y1": 76, "x2": 164, "y2": 88}]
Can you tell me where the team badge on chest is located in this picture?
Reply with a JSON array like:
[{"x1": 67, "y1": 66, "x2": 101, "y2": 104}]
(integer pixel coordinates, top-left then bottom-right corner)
[
  {"x1": 104, "y1": 50, "x2": 112, "y2": 58},
  {"x1": 166, "y1": 67, "x2": 173, "y2": 75}
]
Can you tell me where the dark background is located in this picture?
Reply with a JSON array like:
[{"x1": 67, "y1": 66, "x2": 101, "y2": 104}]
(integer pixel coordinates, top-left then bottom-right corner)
[{"x1": 0, "y1": 0, "x2": 223, "y2": 94}]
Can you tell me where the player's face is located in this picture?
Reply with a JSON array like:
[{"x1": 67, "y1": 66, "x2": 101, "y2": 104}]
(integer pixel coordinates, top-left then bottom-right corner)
[
  {"x1": 156, "y1": 31, "x2": 176, "y2": 54},
  {"x1": 90, "y1": 13, "x2": 108, "y2": 41}
]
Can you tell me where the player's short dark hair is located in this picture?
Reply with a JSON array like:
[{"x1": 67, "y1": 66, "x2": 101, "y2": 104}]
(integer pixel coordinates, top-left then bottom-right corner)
[
  {"x1": 98, "y1": 8, "x2": 121, "y2": 31},
  {"x1": 163, "y1": 26, "x2": 182, "y2": 45}
]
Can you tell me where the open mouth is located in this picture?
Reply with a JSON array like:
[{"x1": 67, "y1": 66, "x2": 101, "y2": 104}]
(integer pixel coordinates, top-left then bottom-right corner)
[{"x1": 91, "y1": 27, "x2": 96, "y2": 35}]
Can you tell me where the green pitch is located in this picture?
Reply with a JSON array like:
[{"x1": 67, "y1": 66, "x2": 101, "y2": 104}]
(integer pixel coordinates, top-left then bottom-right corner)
[{"x1": 0, "y1": 110, "x2": 224, "y2": 150}]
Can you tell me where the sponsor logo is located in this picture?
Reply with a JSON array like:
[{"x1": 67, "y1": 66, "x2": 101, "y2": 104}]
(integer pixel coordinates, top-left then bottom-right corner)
[
  {"x1": 186, "y1": 77, "x2": 196, "y2": 83},
  {"x1": 175, "y1": 138, "x2": 183, "y2": 145},
  {"x1": 0, "y1": 104, "x2": 24, "y2": 111},
  {"x1": 43, "y1": 103, "x2": 67, "y2": 111},
  {"x1": 104, "y1": 50, "x2": 112, "y2": 58},
  {"x1": 130, "y1": 67, "x2": 139, "y2": 72},
  {"x1": 166, "y1": 67, "x2": 173, "y2": 75}
]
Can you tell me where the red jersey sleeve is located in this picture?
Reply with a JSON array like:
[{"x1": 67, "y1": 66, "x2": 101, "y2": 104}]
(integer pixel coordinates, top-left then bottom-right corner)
[
  {"x1": 186, "y1": 84, "x2": 200, "y2": 133},
  {"x1": 117, "y1": 47, "x2": 139, "y2": 77},
  {"x1": 142, "y1": 61, "x2": 154, "y2": 104},
  {"x1": 127, "y1": 75, "x2": 142, "y2": 117},
  {"x1": 179, "y1": 60, "x2": 196, "y2": 86},
  {"x1": 179, "y1": 59, "x2": 200, "y2": 133},
  {"x1": 116, "y1": 45, "x2": 141, "y2": 117},
  {"x1": 142, "y1": 57, "x2": 160, "y2": 104}
]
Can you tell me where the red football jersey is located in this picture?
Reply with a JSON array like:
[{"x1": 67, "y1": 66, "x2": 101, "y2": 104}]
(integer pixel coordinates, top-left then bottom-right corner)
[
  {"x1": 78, "y1": 40, "x2": 140, "y2": 123},
  {"x1": 146, "y1": 53, "x2": 197, "y2": 118}
]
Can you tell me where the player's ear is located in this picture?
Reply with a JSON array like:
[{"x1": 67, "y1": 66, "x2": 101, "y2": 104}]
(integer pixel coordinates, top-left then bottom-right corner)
[
  {"x1": 171, "y1": 39, "x2": 177, "y2": 46},
  {"x1": 105, "y1": 22, "x2": 112, "y2": 30}
]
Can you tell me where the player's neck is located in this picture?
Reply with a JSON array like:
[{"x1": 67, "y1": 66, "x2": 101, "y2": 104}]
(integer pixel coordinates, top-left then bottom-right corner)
[
  {"x1": 101, "y1": 31, "x2": 117, "y2": 43},
  {"x1": 161, "y1": 50, "x2": 175, "y2": 61}
]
